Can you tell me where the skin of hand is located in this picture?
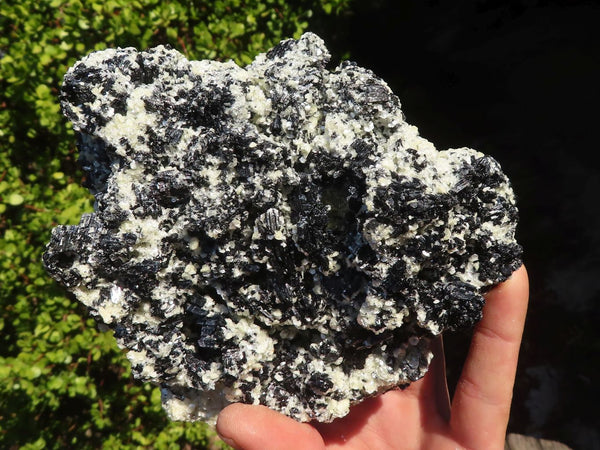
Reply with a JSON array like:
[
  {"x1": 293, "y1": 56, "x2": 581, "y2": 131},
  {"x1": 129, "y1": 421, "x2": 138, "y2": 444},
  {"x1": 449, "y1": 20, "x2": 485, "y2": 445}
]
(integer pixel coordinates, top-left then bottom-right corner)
[{"x1": 216, "y1": 265, "x2": 529, "y2": 450}]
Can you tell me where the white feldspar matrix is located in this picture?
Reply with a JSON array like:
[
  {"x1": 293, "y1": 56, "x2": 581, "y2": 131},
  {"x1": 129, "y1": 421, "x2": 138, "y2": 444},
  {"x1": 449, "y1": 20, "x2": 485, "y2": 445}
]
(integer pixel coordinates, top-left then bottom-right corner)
[{"x1": 44, "y1": 33, "x2": 522, "y2": 424}]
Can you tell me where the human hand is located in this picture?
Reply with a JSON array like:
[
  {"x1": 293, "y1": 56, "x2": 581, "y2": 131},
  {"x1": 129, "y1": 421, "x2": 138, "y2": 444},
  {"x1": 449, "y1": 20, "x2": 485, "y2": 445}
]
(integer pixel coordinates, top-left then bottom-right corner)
[{"x1": 216, "y1": 265, "x2": 529, "y2": 450}]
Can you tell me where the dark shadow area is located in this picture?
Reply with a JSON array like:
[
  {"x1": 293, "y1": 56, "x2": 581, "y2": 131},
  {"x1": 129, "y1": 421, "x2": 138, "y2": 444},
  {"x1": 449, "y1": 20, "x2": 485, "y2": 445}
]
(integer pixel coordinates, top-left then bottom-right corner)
[{"x1": 314, "y1": 1, "x2": 600, "y2": 448}]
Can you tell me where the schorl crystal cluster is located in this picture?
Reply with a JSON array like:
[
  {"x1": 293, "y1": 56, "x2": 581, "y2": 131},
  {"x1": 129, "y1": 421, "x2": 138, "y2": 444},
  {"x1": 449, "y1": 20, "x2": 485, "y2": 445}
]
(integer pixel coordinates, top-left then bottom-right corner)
[{"x1": 43, "y1": 33, "x2": 522, "y2": 424}]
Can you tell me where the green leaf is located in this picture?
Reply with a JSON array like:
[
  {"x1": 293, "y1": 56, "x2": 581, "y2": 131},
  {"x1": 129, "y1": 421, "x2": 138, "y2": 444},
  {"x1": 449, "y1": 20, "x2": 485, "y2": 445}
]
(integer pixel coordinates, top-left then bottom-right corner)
[
  {"x1": 229, "y1": 22, "x2": 245, "y2": 38},
  {"x1": 47, "y1": 377, "x2": 65, "y2": 391},
  {"x1": 6, "y1": 193, "x2": 25, "y2": 205},
  {"x1": 35, "y1": 84, "x2": 51, "y2": 97}
]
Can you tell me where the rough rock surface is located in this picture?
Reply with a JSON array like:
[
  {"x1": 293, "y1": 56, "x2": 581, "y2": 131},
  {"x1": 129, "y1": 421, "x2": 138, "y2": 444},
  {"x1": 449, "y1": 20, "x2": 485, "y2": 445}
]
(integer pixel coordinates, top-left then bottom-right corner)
[{"x1": 43, "y1": 33, "x2": 522, "y2": 424}]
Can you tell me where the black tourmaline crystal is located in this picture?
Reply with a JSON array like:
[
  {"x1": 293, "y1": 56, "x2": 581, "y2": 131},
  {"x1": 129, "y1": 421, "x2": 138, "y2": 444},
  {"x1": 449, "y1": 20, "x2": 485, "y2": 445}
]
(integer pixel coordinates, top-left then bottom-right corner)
[{"x1": 43, "y1": 33, "x2": 522, "y2": 424}]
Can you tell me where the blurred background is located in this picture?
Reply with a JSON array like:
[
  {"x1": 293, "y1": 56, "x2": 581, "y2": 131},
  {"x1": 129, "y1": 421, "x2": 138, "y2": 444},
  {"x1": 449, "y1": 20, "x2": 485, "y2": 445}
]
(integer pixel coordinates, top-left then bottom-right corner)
[{"x1": 1, "y1": 0, "x2": 598, "y2": 448}]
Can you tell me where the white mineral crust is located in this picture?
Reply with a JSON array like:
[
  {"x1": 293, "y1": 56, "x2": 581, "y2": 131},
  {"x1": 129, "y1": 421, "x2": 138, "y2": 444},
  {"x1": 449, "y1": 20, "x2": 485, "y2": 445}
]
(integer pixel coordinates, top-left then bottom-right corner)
[{"x1": 44, "y1": 33, "x2": 522, "y2": 424}]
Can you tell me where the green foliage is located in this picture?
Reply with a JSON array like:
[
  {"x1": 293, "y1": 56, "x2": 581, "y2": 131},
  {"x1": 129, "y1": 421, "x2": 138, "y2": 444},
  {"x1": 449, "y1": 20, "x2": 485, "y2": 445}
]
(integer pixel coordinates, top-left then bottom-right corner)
[{"x1": 0, "y1": 0, "x2": 352, "y2": 447}]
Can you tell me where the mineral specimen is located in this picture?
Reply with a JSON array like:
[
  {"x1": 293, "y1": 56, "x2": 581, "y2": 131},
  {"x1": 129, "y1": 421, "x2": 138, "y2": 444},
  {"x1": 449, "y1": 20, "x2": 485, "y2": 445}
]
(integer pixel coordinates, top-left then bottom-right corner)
[{"x1": 43, "y1": 32, "x2": 522, "y2": 424}]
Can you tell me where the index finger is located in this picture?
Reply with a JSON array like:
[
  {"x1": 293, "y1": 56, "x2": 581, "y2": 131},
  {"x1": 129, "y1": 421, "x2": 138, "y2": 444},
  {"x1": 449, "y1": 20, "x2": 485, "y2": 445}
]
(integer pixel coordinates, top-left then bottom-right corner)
[{"x1": 450, "y1": 265, "x2": 529, "y2": 449}]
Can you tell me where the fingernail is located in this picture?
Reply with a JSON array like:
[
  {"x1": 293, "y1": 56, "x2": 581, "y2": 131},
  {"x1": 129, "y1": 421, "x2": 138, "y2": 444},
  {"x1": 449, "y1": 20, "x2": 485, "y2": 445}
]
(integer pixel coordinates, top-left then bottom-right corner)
[{"x1": 218, "y1": 434, "x2": 238, "y2": 449}]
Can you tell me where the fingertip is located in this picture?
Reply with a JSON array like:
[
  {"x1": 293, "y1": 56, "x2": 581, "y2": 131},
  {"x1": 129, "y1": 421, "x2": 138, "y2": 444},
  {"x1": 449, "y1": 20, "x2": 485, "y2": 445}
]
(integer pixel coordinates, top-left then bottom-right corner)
[
  {"x1": 488, "y1": 264, "x2": 529, "y2": 301},
  {"x1": 216, "y1": 404, "x2": 244, "y2": 448},
  {"x1": 480, "y1": 264, "x2": 529, "y2": 344},
  {"x1": 216, "y1": 403, "x2": 324, "y2": 450},
  {"x1": 512, "y1": 264, "x2": 529, "y2": 300}
]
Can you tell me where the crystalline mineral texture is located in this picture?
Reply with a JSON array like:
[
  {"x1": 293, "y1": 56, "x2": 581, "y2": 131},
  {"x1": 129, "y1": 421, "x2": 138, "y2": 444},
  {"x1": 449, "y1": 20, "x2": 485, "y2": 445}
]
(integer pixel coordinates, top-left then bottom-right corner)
[{"x1": 43, "y1": 32, "x2": 522, "y2": 424}]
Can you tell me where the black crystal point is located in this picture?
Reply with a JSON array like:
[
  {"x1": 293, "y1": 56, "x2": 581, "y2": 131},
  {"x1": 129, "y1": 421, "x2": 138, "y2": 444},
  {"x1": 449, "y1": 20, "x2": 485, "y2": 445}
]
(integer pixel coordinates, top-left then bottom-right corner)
[{"x1": 43, "y1": 33, "x2": 522, "y2": 424}]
